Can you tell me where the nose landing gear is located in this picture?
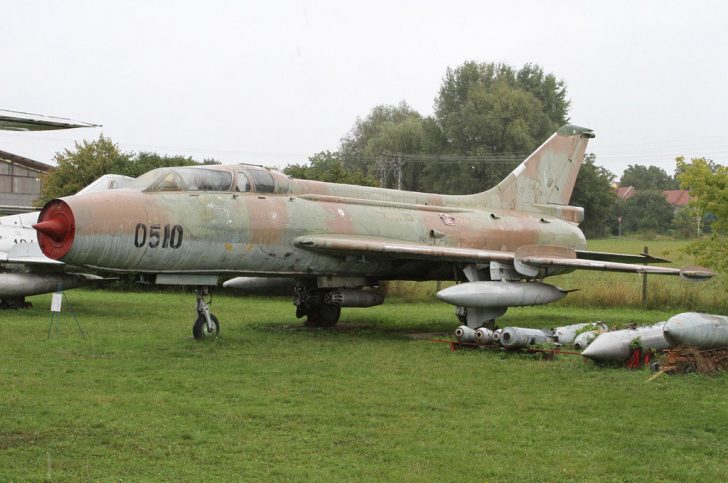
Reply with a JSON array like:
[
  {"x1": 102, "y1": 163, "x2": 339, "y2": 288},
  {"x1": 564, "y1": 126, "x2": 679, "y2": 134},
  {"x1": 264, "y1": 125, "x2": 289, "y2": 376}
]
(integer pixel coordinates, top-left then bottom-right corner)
[{"x1": 193, "y1": 287, "x2": 219, "y2": 339}]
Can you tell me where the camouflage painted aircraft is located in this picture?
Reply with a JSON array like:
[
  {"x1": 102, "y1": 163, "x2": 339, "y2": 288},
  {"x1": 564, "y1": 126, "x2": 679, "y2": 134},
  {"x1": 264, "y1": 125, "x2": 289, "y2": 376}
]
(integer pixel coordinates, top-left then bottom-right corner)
[{"x1": 32, "y1": 124, "x2": 712, "y2": 337}]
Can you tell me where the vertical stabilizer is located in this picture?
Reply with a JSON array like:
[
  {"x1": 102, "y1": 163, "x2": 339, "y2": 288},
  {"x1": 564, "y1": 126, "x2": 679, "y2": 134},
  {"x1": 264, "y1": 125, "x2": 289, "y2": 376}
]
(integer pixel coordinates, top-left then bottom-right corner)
[{"x1": 475, "y1": 124, "x2": 594, "y2": 211}]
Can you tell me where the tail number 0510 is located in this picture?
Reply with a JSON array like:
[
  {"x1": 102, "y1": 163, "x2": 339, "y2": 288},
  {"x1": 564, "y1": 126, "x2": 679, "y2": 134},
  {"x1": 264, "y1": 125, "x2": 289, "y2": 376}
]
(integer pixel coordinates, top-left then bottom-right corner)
[{"x1": 134, "y1": 223, "x2": 183, "y2": 248}]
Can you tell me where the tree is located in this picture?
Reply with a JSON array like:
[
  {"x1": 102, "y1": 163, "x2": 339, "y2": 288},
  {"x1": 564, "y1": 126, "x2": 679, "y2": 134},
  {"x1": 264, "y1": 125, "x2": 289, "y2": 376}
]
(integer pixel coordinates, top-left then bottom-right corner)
[
  {"x1": 284, "y1": 151, "x2": 377, "y2": 186},
  {"x1": 335, "y1": 61, "x2": 571, "y2": 195},
  {"x1": 570, "y1": 154, "x2": 617, "y2": 237},
  {"x1": 619, "y1": 164, "x2": 677, "y2": 190},
  {"x1": 619, "y1": 190, "x2": 674, "y2": 234},
  {"x1": 434, "y1": 61, "x2": 568, "y2": 153},
  {"x1": 676, "y1": 156, "x2": 728, "y2": 276},
  {"x1": 423, "y1": 61, "x2": 570, "y2": 194},
  {"x1": 672, "y1": 207, "x2": 700, "y2": 239},
  {"x1": 38, "y1": 135, "x2": 132, "y2": 205},
  {"x1": 338, "y1": 102, "x2": 437, "y2": 190},
  {"x1": 340, "y1": 102, "x2": 424, "y2": 164},
  {"x1": 37, "y1": 135, "x2": 208, "y2": 205}
]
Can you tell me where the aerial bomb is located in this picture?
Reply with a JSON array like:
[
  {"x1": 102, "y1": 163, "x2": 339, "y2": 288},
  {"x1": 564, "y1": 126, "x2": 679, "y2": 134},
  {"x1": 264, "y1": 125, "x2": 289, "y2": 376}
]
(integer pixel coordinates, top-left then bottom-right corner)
[
  {"x1": 558, "y1": 322, "x2": 609, "y2": 349},
  {"x1": 436, "y1": 281, "x2": 567, "y2": 309},
  {"x1": 552, "y1": 323, "x2": 591, "y2": 345},
  {"x1": 474, "y1": 327, "x2": 495, "y2": 345},
  {"x1": 491, "y1": 328, "x2": 503, "y2": 342},
  {"x1": 455, "y1": 325, "x2": 477, "y2": 343},
  {"x1": 574, "y1": 331, "x2": 599, "y2": 351},
  {"x1": 581, "y1": 323, "x2": 670, "y2": 361},
  {"x1": 498, "y1": 327, "x2": 553, "y2": 350},
  {"x1": 663, "y1": 312, "x2": 728, "y2": 349}
]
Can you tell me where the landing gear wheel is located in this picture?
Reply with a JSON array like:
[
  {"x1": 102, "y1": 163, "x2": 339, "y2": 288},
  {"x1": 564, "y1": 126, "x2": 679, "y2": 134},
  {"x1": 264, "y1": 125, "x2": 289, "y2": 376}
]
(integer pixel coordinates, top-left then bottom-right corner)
[
  {"x1": 305, "y1": 303, "x2": 341, "y2": 327},
  {"x1": 193, "y1": 313, "x2": 219, "y2": 339}
]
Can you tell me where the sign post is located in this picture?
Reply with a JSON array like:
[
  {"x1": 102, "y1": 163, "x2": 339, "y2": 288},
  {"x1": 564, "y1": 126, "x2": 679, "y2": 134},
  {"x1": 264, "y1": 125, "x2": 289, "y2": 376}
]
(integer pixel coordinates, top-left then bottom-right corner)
[{"x1": 47, "y1": 284, "x2": 85, "y2": 339}]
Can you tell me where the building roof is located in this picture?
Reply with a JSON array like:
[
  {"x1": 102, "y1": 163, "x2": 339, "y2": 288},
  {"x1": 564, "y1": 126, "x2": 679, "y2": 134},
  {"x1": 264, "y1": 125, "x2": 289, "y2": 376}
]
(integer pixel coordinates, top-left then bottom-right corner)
[
  {"x1": 614, "y1": 185, "x2": 691, "y2": 207},
  {"x1": 0, "y1": 149, "x2": 53, "y2": 173},
  {"x1": 616, "y1": 186, "x2": 636, "y2": 200},
  {"x1": 662, "y1": 189, "x2": 691, "y2": 207}
]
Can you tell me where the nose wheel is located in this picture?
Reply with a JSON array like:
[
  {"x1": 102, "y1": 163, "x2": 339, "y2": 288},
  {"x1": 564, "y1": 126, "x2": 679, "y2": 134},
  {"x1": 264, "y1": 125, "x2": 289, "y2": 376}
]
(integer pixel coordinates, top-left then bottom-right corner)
[{"x1": 193, "y1": 287, "x2": 219, "y2": 339}]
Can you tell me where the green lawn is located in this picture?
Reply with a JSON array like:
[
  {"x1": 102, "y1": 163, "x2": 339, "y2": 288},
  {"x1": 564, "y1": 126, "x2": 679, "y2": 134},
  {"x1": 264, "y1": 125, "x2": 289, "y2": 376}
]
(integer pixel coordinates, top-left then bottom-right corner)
[{"x1": 2, "y1": 290, "x2": 728, "y2": 481}]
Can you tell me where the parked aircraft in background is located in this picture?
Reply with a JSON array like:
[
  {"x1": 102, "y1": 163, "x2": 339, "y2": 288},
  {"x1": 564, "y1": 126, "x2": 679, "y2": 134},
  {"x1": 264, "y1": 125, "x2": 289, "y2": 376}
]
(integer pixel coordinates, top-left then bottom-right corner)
[
  {"x1": 33, "y1": 124, "x2": 712, "y2": 336},
  {"x1": 0, "y1": 109, "x2": 116, "y2": 307}
]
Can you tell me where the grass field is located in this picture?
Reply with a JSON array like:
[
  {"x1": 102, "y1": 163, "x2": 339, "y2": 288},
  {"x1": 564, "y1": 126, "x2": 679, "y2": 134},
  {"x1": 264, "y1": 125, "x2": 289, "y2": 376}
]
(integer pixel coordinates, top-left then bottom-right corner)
[{"x1": 2, "y1": 288, "x2": 728, "y2": 481}]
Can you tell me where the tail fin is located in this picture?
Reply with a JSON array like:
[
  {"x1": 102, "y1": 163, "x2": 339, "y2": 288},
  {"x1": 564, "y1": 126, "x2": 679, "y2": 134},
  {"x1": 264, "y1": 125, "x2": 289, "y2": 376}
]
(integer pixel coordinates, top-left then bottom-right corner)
[{"x1": 475, "y1": 124, "x2": 594, "y2": 211}]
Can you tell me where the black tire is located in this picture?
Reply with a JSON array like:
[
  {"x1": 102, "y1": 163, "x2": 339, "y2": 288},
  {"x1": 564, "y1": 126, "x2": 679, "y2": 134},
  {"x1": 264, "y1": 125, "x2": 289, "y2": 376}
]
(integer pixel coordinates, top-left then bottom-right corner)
[
  {"x1": 305, "y1": 303, "x2": 341, "y2": 327},
  {"x1": 193, "y1": 313, "x2": 220, "y2": 339},
  {"x1": 0, "y1": 297, "x2": 27, "y2": 309}
]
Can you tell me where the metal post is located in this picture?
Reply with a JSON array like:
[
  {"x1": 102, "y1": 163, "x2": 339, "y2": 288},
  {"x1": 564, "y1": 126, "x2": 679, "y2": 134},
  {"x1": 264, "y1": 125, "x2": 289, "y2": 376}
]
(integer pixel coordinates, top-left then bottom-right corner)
[
  {"x1": 697, "y1": 214, "x2": 701, "y2": 237},
  {"x1": 642, "y1": 246, "x2": 648, "y2": 306}
]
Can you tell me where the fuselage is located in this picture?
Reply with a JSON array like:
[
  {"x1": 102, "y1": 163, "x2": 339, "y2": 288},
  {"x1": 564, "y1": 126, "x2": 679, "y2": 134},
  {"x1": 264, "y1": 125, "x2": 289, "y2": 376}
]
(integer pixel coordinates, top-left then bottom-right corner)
[{"x1": 36, "y1": 164, "x2": 587, "y2": 281}]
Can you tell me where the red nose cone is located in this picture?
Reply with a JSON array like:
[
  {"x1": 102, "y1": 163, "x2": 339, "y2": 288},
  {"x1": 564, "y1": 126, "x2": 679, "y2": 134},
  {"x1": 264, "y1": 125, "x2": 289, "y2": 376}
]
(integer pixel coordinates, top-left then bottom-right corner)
[
  {"x1": 34, "y1": 199, "x2": 75, "y2": 260},
  {"x1": 33, "y1": 218, "x2": 68, "y2": 242}
]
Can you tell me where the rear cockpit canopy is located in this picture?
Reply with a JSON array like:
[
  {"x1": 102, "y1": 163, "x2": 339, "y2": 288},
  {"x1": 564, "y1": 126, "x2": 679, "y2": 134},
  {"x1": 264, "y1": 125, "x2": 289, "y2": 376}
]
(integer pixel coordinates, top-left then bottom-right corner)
[{"x1": 128, "y1": 165, "x2": 280, "y2": 194}]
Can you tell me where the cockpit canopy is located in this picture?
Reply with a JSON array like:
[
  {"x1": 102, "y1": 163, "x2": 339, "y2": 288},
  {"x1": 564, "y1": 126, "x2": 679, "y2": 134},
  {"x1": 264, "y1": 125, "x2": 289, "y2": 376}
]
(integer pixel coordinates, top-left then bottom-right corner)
[{"x1": 127, "y1": 166, "x2": 278, "y2": 193}]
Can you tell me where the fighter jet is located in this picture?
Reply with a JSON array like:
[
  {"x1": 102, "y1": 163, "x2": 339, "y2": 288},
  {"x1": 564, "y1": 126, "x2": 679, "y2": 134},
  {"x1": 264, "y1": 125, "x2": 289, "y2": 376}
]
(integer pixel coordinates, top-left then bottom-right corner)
[
  {"x1": 32, "y1": 124, "x2": 712, "y2": 337},
  {"x1": 0, "y1": 109, "x2": 115, "y2": 307}
]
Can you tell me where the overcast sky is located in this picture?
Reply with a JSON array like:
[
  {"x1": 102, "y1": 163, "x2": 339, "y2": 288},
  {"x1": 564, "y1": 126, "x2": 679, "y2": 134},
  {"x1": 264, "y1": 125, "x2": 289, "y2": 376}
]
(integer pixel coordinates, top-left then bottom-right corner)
[{"x1": 1, "y1": 0, "x2": 727, "y2": 180}]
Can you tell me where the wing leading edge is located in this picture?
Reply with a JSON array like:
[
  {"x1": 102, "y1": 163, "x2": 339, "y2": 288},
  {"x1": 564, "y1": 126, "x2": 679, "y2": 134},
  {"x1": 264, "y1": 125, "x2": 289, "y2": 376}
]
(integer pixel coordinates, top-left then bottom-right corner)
[
  {"x1": 294, "y1": 235, "x2": 713, "y2": 281},
  {"x1": 0, "y1": 109, "x2": 100, "y2": 131}
]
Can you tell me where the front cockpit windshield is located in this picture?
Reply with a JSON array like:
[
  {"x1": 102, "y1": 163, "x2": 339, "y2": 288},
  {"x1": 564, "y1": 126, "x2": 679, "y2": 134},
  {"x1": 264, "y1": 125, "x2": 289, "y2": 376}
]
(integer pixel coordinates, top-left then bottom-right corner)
[{"x1": 127, "y1": 167, "x2": 233, "y2": 192}]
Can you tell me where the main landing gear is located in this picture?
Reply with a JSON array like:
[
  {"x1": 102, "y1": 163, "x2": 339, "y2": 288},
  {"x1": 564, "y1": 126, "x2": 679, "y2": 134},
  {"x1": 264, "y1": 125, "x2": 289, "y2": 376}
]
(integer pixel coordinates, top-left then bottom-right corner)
[
  {"x1": 294, "y1": 286, "x2": 341, "y2": 327},
  {"x1": 193, "y1": 287, "x2": 219, "y2": 339}
]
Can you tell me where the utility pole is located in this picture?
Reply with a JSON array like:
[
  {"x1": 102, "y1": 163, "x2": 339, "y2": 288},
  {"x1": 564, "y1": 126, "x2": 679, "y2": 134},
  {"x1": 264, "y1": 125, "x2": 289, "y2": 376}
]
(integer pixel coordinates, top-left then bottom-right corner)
[
  {"x1": 396, "y1": 153, "x2": 403, "y2": 190},
  {"x1": 378, "y1": 153, "x2": 387, "y2": 188}
]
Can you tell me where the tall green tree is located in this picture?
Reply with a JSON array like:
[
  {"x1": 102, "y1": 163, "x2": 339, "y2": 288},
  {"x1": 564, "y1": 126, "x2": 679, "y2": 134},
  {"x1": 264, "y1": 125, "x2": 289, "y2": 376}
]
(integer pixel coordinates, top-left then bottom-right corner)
[
  {"x1": 570, "y1": 154, "x2": 617, "y2": 237},
  {"x1": 338, "y1": 102, "x2": 438, "y2": 190},
  {"x1": 424, "y1": 61, "x2": 570, "y2": 194},
  {"x1": 619, "y1": 164, "x2": 678, "y2": 190},
  {"x1": 335, "y1": 61, "x2": 571, "y2": 195},
  {"x1": 38, "y1": 135, "x2": 132, "y2": 205},
  {"x1": 434, "y1": 62, "x2": 568, "y2": 153},
  {"x1": 677, "y1": 156, "x2": 728, "y2": 276},
  {"x1": 340, "y1": 102, "x2": 424, "y2": 163}
]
